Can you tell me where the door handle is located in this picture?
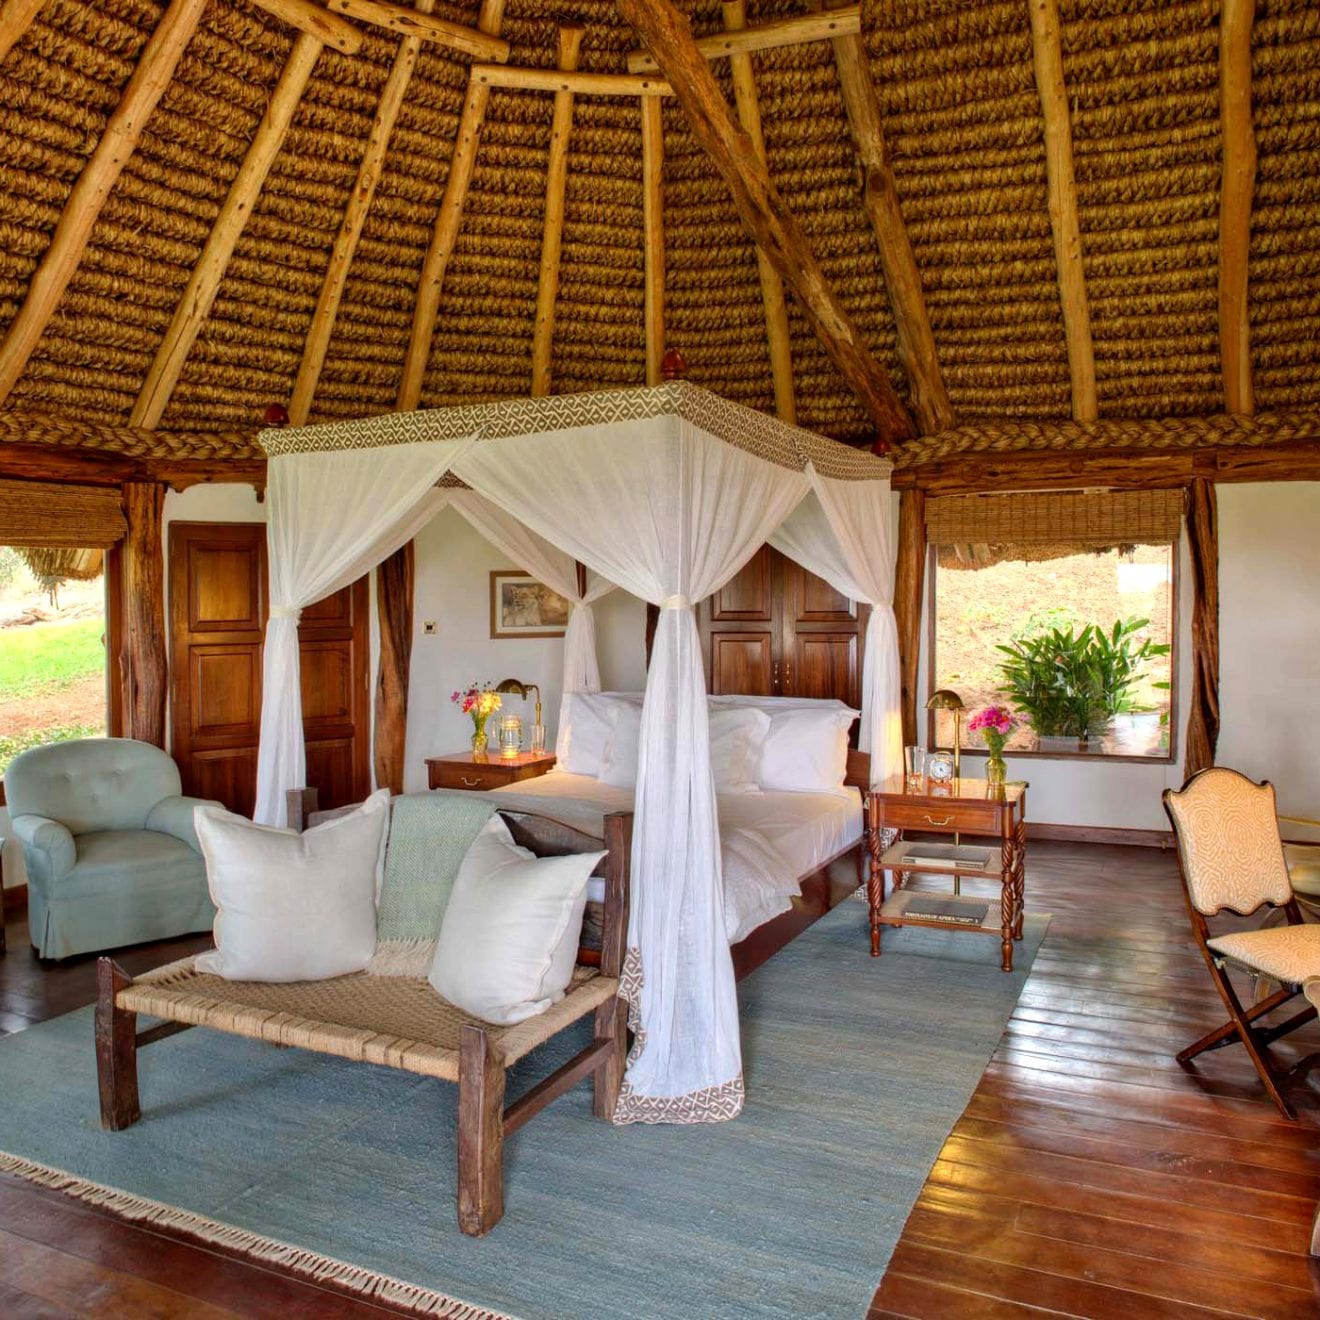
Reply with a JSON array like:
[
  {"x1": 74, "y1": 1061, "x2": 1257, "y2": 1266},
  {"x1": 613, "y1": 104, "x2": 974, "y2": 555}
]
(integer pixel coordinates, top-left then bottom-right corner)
[
  {"x1": 771, "y1": 660, "x2": 780, "y2": 694},
  {"x1": 783, "y1": 660, "x2": 792, "y2": 695}
]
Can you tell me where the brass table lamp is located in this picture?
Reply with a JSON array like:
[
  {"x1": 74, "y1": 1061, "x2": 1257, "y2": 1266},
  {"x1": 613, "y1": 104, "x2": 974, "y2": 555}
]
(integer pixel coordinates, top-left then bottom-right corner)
[
  {"x1": 495, "y1": 678, "x2": 544, "y2": 752},
  {"x1": 926, "y1": 688, "x2": 965, "y2": 779}
]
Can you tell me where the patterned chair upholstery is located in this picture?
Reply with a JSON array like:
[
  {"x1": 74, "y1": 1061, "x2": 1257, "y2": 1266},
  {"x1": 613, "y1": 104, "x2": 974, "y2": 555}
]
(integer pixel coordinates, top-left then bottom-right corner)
[
  {"x1": 1164, "y1": 768, "x2": 1320, "y2": 1119},
  {"x1": 6, "y1": 738, "x2": 220, "y2": 959}
]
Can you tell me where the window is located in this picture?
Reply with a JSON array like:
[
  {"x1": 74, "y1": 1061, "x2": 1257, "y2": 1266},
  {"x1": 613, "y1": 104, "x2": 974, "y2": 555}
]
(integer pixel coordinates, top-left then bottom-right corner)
[
  {"x1": 930, "y1": 542, "x2": 1176, "y2": 760},
  {"x1": 0, "y1": 546, "x2": 112, "y2": 778}
]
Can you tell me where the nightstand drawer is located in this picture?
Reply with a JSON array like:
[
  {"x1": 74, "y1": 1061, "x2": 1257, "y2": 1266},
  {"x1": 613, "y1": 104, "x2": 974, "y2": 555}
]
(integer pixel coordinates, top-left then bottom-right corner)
[
  {"x1": 879, "y1": 798, "x2": 1004, "y2": 834},
  {"x1": 433, "y1": 762, "x2": 519, "y2": 791},
  {"x1": 426, "y1": 752, "x2": 557, "y2": 792}
]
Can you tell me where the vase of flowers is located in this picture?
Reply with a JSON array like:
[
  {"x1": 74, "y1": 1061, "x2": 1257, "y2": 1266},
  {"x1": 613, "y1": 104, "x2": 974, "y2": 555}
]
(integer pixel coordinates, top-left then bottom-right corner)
[
  {"x1": 968, "y1": 705, "x2": 1016, "y2": 786},
  {"x1": 452, "y1": 684, "x2": 501, "y2": 759}
]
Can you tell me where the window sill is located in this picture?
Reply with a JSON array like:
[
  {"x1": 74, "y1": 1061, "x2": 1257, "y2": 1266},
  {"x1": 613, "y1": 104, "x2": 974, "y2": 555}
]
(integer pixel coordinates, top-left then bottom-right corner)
[{"x1": 957, "y1": 748, "x2": 1175, "y2": 768}]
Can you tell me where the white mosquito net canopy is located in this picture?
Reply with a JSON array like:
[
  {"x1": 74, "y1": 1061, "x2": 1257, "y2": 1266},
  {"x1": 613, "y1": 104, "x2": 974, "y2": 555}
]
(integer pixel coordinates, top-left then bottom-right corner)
[{"x1": 256, "y1": 383, "x2": 896, "y2": 1124}]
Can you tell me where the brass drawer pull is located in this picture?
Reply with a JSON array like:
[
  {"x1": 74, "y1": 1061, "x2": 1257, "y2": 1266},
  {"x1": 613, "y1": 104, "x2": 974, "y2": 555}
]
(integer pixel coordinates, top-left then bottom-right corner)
[
  {"x1": 924, "y1": 814, "x2": 953, "y2": 826},
  {"x1": 460, "y1": 776, "x2": 483, "y2": 787}
]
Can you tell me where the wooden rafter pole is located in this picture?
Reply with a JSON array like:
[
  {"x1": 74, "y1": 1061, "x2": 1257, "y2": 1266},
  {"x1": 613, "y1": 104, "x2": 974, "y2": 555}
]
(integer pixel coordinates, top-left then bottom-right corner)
[
  {"x1": 1218, "y1": 0, "x2": 1256, "y2": 416},
  {"x1": 641, "y1": 94, "x2": 665, "y2": 386},
  {"x1": 472, "y1": 66, "x2": 669, "y2": 96},
  {"x1": 325, "y1": 0, "x2": 507, "y2": 58},
  {"x1": 0, "y1": 0, "x2": 210, "y2": 406},
  {"x1": 1027, "y1": 0, "x2": 1097, "y2": 423},
  {"x1": 831, "y1": 23, "x2": 952, "y2": 435},
  {"x1": 627, "y1": 4, "x2": 860, "y2": 73},
  {"x1": 131, "y1": 32, "x2": 330, "y2": 430},
  {"x1": 723, "y1": 0, "x2": 795, "y2": 424},
  {"x1": 397, "y1": 0, "x2": 506, "y2": 411},
  {"x1": 288, "y1": 3, "x2": 435, "y2": 426},
  {"x1": 0, "y1": 0, "x2": 45, "y2": 64},
  {"x1": 616, "y1": 0, "x2": 914, "y2": 446},
  {"x1": 530, "y1": 24, "x2": 584, "y2": 399}
]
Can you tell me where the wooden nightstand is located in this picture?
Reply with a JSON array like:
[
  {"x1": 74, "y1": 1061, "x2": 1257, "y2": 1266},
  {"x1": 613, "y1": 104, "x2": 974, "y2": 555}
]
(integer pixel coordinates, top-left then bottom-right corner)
[{"x1": 425, "y1": 751, "x2": 557, "y2": 792}]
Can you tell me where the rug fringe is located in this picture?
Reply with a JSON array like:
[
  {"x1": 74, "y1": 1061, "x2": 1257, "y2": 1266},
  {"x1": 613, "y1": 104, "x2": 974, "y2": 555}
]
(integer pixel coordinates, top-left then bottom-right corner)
[{"x1": 0, "y1": 1151, "x2": 510, "y2": 1319}]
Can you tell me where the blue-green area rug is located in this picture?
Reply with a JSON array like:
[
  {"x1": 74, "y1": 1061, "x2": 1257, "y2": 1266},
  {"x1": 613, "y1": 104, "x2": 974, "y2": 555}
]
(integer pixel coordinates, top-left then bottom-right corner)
[{"x1": 0, "y1": 902, "x2": 1047, "y2": 1320}]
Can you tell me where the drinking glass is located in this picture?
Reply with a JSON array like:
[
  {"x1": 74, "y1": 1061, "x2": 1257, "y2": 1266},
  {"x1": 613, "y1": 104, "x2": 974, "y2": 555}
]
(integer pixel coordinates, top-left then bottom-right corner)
[
  {"x1": 529, "y1": 723, "x2": 547, "y2": 755},
  {"x1": 904, "y1": 745, "x2": 925, "y2": 791}
]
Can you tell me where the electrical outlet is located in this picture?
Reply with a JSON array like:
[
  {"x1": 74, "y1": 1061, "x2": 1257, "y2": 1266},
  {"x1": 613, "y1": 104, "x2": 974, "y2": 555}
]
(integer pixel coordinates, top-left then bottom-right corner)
[{"x1": 423, "y1": 620, "x2": 437, "y2": 635}]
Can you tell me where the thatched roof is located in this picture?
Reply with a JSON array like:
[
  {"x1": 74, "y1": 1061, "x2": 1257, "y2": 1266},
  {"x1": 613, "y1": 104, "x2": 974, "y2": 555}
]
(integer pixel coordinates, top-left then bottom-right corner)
[{"x1": 0, "y1": 0, "x2": 1317, "y2": 467}]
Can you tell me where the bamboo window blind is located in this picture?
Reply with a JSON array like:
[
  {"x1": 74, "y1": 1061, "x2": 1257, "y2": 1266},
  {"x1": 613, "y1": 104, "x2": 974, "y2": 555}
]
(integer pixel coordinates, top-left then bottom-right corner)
[
  {"x1": 0, "y1": 480, "x2": 126, "y2": 548},
  {"x1": 925, "y1": 489, "x2": 1183, "y2": 548}
]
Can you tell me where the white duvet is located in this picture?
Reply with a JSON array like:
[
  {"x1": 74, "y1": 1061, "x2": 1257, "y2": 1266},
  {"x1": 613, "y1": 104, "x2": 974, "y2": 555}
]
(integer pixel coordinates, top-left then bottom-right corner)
[{"x1": 490, "y1": 772, "x2": 863, "y2": 943}]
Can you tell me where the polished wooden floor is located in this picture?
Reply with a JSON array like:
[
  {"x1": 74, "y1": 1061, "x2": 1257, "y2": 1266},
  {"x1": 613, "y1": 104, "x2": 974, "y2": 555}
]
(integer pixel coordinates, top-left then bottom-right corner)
[{"x1": 2, "y1": 842, "x2": 1318, "y2": 1317}]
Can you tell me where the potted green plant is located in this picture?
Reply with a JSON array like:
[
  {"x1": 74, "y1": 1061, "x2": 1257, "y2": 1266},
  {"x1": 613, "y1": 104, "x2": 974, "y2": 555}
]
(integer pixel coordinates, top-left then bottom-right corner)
[{"x1": 994, "y1": 617, "x2": 1170, "y2": 751}]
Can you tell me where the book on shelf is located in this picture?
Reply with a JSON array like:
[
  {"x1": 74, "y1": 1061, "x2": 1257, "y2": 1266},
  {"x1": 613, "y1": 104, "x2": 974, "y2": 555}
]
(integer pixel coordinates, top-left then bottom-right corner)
[
  {"x1": 902, "y1": 896, "x2": 989, "y2": 926},
  {"x1": 897, "y1": 843, "x2": 994, "y2": 871}
]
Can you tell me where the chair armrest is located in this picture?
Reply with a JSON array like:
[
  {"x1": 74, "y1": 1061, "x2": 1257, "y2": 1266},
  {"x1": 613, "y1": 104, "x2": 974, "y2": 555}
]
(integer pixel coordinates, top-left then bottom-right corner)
[
  {"x1": 146, "y1": 796, "x2": 224, "y2": 853},
  {"x1": 10, "y1": 814, "x2": 76, "y2": 885}
]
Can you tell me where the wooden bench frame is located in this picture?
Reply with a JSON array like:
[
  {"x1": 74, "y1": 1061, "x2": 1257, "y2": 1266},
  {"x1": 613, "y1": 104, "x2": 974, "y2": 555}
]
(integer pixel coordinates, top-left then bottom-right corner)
[{"x1": 95, "y1": 794, "x2": 633, "y2": 1236}]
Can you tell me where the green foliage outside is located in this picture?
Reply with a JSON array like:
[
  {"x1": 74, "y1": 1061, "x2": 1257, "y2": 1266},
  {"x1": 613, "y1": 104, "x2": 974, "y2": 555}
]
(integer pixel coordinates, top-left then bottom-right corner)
[
  {"x1": 0, "y1": 617, "x2": 105, "y2": 697},
  {"x1": 995, "y1": 616, "x2": 1171, "y2": 741},
  {"x1": 0, "y1": 724, "x2": 103, "y2": 777}
]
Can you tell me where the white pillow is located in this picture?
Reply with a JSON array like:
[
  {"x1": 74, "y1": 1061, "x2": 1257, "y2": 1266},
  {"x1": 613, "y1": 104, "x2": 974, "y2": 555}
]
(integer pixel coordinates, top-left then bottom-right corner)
[
  {"x1": 598, "y1": 701, "x2": 643, "y2": 789},
  {"x1": 194, "y1": 789, "x2": 390, "y2": 982},
  {"x1": 758, "y1": 706, "x2": 858, "y2": 796},
  {"x1": 709, "y1": 706, "x2": 770, "y2": 794},
  {"x1": 554, "y1": 691, "x2": 643, "y2": 776},
  {"x1": 429, "y1": 815, "x2": 604, "y2": 1025}
]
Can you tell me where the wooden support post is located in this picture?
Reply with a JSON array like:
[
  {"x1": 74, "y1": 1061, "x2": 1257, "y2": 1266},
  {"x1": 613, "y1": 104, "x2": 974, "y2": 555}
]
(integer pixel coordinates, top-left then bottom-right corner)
[
  {"x1": 893, "y1": 488, "x2": 926, "y2": 748},
  {"x1": 1184, "y1": 478, "x2": 1220, "y2": 779},
  {"x1": 723, "y1": 0, "x2": 795, "y2": 424},
  {"x1": 95, "y1": 960, "x2": 141, "y2": 1131},
  {"x1": 289, "y1": 7, "x2": 432, "y2": 426},
  {"x1": 594, "y1": 810, "x2": 632, "y2": 1120},
  {"x1": 457, "y1": 1024, "x2": 506, "y2": 1236},
  {"x1": 628, "y1": 4, "x2": 861, "y2": 72},
  {"x1": 246, "y1": 0, "x2": 363, "y2": 53},
  {"x1": 472, "y1": 66, "x2": 669, "y2": 96},
  {"x1": 530, "y1": 25, "x2": 584, "y2": 399},
  {"x1": 0, "y1": 0, "x2": 45, "y2": 65},
  {"x1": 641, "y1": 95, "x2": 666, "y2": 386},
  {"x1": 617, "y1": 0, "x2": 914, "y2": 447},
  {"x1": 325, "y1": 0, "x2": 508, "y2": 58},
  {"x1": 0, "y1": 0, "x2": 211, "y2": 405},
  {"x1": 397, "y1": 0, "x2": 506, "y2": 411},
  {"x1": 120, "y1": 482, "x2": 167, "y2": 748},
  {"x1": 374, "y1": 541, "x2": 414, "y2": 795},
  {"x1": 1218, "y1": 0, "x2": 1256, "y2": 416},
  {"x1": 832, "y1": 25, "x2": 953, "y2": 435},
  {"x1": 1027, "y1": 0, "x2": 1097, "y2": 423},
  {"x1": 131, "y1": 32, "x2": 325, "y2": 429}
]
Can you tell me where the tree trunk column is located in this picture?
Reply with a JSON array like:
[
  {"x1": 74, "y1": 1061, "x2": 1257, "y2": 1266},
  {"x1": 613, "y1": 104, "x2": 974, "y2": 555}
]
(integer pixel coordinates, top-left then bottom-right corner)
[
  {"x1": 374, "y1": 541, "x2": 414, "y2": 795},
  {"x1": 1184, "y1": 477, "x2": 1220, "y2": 779},
  {"x1": 120, "y1": 482, "x2": 167, "y2": 748},
  {"x1": 893, "y1": 488, "x2": 926, "y2": 748}
]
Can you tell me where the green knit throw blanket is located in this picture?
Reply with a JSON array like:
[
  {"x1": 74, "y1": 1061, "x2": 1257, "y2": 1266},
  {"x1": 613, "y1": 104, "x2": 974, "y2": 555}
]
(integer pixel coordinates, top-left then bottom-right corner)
[{"x1": 367, "y1": 791, "x2": 498, "y2": 977}]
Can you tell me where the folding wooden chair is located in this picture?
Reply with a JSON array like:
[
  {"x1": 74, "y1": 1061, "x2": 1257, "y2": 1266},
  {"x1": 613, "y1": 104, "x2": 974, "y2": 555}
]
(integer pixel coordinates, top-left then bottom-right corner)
[{"x1": 1163, "y1": 768, "x2": 1320, "y2": 1119}]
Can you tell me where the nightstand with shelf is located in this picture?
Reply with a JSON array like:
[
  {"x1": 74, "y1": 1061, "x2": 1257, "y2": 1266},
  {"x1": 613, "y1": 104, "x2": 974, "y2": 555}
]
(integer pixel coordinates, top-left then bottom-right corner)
[{"x1": 425, "y1": 751, "x2": 556, "y2": 792}]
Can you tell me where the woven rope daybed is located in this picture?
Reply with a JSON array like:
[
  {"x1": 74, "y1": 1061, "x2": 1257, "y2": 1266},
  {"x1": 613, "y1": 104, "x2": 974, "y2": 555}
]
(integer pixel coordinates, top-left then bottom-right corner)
[{"x1": 95, "y1": 798, "x2": 633, "y2": 1237}]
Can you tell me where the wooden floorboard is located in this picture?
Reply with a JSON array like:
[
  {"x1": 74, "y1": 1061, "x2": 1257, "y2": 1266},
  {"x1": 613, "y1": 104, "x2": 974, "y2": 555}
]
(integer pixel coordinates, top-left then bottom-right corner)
[{"x1": 3, "y1": 841, "x2": 1320, "y2": 1317}]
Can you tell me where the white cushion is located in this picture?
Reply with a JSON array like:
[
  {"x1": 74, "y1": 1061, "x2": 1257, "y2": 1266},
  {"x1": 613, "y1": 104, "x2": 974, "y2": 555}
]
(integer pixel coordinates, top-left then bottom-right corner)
[
  {"x1": 194, "y1": 789, "x2": 390, "y2": 983},
  {"x1": 709, "y1": 707, "x2": 770, "y2": 794},
  {"x1": 598, "y1": 701, "x2": 643, "y2": 789},
  {"x1": 1207, "y1": 923, "x2": 1320, "y2": 985},
  {"x1": 429, "y1": 815, "x2": 604, "y2": 1025},
  {"x1": 756, "y1": 705, "x2": 858, "y2": 796},
  {"x1": 554, "y1": 692, "x2": 642, "y2": 777}
]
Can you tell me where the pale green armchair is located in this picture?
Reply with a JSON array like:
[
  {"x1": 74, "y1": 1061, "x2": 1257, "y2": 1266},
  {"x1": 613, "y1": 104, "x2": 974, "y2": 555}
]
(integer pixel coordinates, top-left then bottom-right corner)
[{"x1": 6, "y1": 738, "x2": 220, "y2": 959}]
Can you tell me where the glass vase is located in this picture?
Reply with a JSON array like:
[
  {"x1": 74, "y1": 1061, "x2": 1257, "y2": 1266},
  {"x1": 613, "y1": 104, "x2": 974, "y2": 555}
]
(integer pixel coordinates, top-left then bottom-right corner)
[
  {"x1": 471, "y1": 715, "x2": 489, "y2": 760},
  {"x1": 985, "y1": 752, "x2": 1007, "y2": 786}
]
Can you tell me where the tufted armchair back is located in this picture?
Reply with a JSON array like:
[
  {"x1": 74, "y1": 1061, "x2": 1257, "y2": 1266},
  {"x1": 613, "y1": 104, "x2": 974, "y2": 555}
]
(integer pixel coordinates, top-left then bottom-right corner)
[{"x1": 6, "y1": 738, "x2": 183, "y2": 835}]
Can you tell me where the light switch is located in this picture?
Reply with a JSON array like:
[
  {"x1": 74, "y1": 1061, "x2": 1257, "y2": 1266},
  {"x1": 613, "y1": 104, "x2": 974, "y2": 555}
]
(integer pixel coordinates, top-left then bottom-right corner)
[{"x1": 423, "y1": 620, "x2": 437, "y2": 635}]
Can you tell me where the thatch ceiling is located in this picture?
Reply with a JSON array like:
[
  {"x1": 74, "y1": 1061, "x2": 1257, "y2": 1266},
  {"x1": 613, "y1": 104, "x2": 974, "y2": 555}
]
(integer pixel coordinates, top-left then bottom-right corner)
[{"x1": 0, "y1": 0, "x2": 1317, "y2": 460}]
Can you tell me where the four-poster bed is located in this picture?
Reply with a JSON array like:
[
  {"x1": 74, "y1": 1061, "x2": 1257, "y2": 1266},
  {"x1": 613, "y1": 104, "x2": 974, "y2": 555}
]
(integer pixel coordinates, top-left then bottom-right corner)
[{"x1": 252, "y1": 381, "x2": 899, "y2": 1125}]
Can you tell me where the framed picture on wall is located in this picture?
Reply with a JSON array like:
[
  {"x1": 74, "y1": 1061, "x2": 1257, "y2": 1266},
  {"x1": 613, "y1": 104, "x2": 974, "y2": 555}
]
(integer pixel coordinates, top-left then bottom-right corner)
[{"x1": 490, "y1": 571, "x2": 571, "y2": 639}]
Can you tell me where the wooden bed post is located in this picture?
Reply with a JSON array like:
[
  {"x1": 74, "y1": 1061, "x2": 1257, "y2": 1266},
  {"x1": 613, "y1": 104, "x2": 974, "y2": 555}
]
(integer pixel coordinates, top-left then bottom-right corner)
[
  {"x1": 457, "y1": 1024, "x2": 506, "y2": 1235},
  {"x1": 95, "y1": 959, "x2": 141, "y2": 1131},
  {"x1": 594, "y1": 811, "x2": 632, "y2": 1120}
]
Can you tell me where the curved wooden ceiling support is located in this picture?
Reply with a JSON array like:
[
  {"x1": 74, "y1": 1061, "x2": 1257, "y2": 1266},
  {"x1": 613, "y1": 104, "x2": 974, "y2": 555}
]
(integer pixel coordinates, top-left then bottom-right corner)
[
  {"x1": 1027, "y1": 0, "x2": 1097, "y2": 424},
  {"x1": 641, "y1": 94, "x2": 666, "y2": 388},
  {"x1": 618, "y1": 0, "x2": 914, "y2": 447},
  {"x1": 1219, "y1": 0, "x2": 1257, "y2": 417},
  {"x1": 0, "y1": 0, "x2": 211, "y2": 407},
  {"x1": 0, "y1": 0, "x2": 44, "y2": 64}
]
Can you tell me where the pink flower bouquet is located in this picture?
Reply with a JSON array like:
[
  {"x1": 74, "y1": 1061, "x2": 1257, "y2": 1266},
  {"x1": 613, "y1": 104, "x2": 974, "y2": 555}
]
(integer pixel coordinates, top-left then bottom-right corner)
[{"x1": 967, "y1": 704, "x2": 1016, "y2": 756}]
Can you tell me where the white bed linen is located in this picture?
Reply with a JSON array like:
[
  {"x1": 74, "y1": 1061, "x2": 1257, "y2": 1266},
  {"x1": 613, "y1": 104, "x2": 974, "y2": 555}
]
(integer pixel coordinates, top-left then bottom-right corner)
[{"x1": 490, "y1": 773, "x2": 863, "y2": 944}]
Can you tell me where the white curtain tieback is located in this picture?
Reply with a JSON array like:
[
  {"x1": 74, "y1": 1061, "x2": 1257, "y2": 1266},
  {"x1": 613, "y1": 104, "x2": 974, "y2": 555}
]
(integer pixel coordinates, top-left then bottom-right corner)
[
  {"x1": 659, "y1": 594, "x2": 693, "y2": 611},
  {"x1": 269, "y1": 605, "x2": 302, "y2": 621}
]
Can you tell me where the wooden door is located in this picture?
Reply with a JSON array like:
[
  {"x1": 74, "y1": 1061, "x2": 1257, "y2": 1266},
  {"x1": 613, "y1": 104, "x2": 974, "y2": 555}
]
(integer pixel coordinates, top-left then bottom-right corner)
[
  {"x1": 783, "y1": 559, "x2": 867, "y2": 709},
  {"x1": 700, "y1": 543, "x2": 778, "y2": 696},
  {"x1": 169, "y1": 523, "x2": 371, "y2": 816}
]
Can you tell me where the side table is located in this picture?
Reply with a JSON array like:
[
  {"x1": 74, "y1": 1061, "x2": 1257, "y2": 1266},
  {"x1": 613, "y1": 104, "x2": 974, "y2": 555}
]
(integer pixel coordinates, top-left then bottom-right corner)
[{"x1": 426, "y1": 750, "x2": 557, "y2": 792}]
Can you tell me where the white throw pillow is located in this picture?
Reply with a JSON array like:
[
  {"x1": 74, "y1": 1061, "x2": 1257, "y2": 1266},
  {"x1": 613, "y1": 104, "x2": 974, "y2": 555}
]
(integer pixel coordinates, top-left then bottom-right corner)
[
  {"x1": 429, "y1": 815, "x2": 604, "y2": 1025},
  {"x1": 709, "y1": 706, "x2": 770, "y2": 794},
  {"x1": 597, "y1": 701, "x2": 643, "y2": 789},
  {"x1": 758, "y1": 706, "x2": 858, "y2": 796},
  {"x1": 554, "y1": 691, "x2": 643, "y2": 776},
  {"x1": 194, "y1": 789, "x2": 390, "y2": 982}
]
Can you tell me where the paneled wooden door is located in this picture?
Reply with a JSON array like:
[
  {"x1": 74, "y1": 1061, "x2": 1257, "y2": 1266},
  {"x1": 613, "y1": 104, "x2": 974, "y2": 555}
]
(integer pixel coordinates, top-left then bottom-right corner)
[
  {"x1": 698, "y1": 545, "x2": 867, "y2": 709},
  {"x1": 168, "y1": 522, "x2": 371, "y2": 816}
]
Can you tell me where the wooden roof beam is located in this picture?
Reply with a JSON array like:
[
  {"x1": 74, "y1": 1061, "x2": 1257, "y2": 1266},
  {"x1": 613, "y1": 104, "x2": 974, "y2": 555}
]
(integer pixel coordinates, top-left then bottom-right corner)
[
  {"x1": 0, "y1": 0, "x2": 46, "y2": 65},
  {"x1": 723, "y1": 0, "x2": 794, "y2": 425},
  {"x1": 1218, "y1": 0, "x2": 1256, "y2": 416},
  {"x1": 627, "y1": 4, "x2": 860, "y2": 74},
  {"x1": 131, "y1": 32, "x2": 325, "y2": 429},
  {"x1": 472, "y1": 66, "x2": 668, "y2": 96},
  {"x1": 396, "y1": 0, "x2": 505, "y2": 411},
  {"x1": 617, "y1": 0, "x2": 914, "y2": 446},
  {"x1": 289, "y1": 5, "x2": 431, "y2": 426},
  {"x1": 0, "y1": 0, "x2": 211, "y2": 406},
  {"x1": 1028, "y1": 0, "x2": 1097, "y2": 423},
  {"x1": 530, "y1": 24, "x2": 583, "y2": 398},
  {"x1": 641, "y1": 93, "x2": 665, "y2": 386},
  {"x1": 324, "y1": 0, "x2": 507, "y2": 59},
  {"x1": 247, "y1": 0, "x2": 363, "y2": 54},
  {"x1": 831, "y1": 22, "x2": 952, "y2": 436}
]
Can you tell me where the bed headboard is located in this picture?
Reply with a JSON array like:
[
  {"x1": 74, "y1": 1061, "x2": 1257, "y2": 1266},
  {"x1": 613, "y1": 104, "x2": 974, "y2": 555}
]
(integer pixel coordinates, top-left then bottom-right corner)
[{"x1": 844, "y1": 749, "x2": 870, "y2": 791}]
